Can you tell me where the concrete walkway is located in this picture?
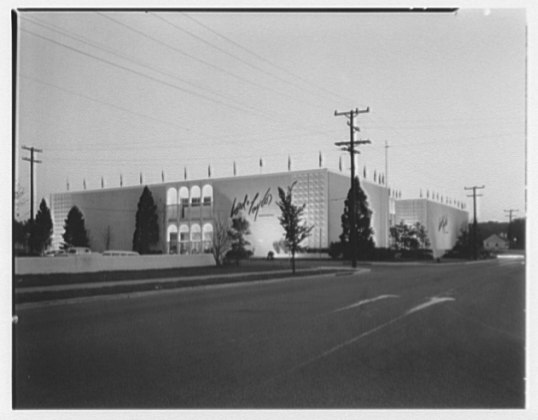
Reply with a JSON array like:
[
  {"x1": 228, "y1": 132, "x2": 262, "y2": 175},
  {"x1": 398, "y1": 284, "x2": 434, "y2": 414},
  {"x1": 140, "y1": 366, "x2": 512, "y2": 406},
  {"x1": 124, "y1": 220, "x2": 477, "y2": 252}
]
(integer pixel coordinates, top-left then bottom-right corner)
[{"x1": 15, "y1": 266, "x2": 357, "y2": 294}]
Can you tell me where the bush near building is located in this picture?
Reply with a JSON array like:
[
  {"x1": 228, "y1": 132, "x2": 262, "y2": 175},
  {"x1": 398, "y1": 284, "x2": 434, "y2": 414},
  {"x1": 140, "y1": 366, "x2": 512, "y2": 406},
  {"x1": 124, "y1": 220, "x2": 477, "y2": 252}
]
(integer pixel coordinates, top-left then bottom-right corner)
[
  {"x1": 226, "y1": 214, "x2": 252, "y2": 265},
  {"x1": 389, "y1": 221, "x2": 431, "y2": 251}
]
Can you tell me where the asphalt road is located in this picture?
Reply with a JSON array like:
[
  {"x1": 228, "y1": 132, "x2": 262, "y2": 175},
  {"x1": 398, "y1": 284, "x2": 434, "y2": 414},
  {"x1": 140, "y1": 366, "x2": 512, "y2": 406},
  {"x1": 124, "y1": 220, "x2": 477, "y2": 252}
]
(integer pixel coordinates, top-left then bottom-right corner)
[{"x1": 13, "y1": 259, "x2": 525, "y2": 408}]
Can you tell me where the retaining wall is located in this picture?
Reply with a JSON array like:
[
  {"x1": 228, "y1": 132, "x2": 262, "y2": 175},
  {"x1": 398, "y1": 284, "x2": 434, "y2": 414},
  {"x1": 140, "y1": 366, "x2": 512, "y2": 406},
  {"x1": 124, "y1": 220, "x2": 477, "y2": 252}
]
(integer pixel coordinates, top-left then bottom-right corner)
[{"x1": 14, "y1": 254, "x2": 215, "y2": 275}]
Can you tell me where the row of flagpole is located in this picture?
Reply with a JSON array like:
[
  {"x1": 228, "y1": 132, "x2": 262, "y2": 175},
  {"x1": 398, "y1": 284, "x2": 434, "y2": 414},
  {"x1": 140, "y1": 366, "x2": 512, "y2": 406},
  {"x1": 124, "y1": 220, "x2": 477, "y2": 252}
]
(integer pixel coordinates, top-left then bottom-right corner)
[
  {"x1": 66, "y1": 152, "x2": 392, "y2": 191},
  {"x1": 419, "y1": 189, "x2": 466, "y2": 210},
  {"x1": 64, "y1": 154, "x2": 464, "y2": 210}
]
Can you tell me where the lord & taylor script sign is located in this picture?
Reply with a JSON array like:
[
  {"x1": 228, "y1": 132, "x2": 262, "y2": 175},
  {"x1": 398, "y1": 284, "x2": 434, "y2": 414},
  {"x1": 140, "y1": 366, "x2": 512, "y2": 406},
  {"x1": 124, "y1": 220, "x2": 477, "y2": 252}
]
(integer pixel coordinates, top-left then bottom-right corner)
[{"x1": 230, "y1": 188, "x2": 273, "y2": 221}]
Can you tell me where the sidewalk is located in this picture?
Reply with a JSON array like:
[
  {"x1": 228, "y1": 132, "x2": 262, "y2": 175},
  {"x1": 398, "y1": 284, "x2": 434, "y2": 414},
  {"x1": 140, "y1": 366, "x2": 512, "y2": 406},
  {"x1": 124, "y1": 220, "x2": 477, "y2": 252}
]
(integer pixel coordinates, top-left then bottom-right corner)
[
  {"x1": 16, "y1": 267, "x2": 346, "y2": 294},
  {"x1": 15, "y1": 266, "x2": 365, "y2": 306}
]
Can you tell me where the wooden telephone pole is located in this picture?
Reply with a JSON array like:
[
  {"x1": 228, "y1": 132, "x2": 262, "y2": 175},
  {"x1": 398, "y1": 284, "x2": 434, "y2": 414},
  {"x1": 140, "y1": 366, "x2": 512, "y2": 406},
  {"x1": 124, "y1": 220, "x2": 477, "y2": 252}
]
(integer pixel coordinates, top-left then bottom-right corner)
[
  {"x1": 21, "y1": 145, "x2": 42, "y2": 222},
  {"x1": 334, "y1": 107, "x2": 370, "y2": 268}
]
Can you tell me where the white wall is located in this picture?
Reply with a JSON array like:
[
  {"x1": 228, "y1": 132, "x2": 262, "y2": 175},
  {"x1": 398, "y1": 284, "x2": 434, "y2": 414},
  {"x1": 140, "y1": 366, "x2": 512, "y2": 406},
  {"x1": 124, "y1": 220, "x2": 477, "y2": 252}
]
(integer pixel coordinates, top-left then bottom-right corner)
[{"x1": 15, "y1": 254, "x2": 215, "y2": 275}]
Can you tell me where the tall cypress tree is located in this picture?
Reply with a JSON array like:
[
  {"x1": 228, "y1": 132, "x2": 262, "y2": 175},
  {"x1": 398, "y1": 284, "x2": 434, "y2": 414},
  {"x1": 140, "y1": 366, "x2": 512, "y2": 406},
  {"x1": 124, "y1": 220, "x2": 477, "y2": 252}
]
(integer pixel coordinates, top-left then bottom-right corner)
[
  {"x1": 63, "y1": 206, "x2": 89, "y2": 248},
  {"x1": 132, "y1": 186, "x2": 160, "y2": 254},
  {"x1": 28, "y1": 198, "x2": 53, "y2": 255},
  {"x1": 340, "y1": 176, "x2": 374, "y2": 259}
]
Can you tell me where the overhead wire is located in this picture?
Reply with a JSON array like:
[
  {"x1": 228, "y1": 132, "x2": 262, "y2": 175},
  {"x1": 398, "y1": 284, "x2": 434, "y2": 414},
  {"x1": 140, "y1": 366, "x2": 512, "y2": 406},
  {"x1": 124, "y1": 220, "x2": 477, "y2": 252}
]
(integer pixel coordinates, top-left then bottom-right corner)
[
  {"x1": 21, "y1": 27, "x2": 334, "y2": 140},
  {"x1": 152, "y1": 12, "x2": 344, "y2": 107},
  {"x1": 20, "y1": 15, "x2": 280, "y2": 118},
  {"x1": 19, "y1": 73, "x2": 194, "y2": 134},
  {"x1": 21, "y1": 74, "x2": 326, "y2": 151},
  {"x1": 21, "y1": 29, "x2": 268, "y2": 116},
  {"x1": 180, "y1": 12, "x2": 357, "y2": 105},
  {"x1": 98, "y1": 12, "x2": 331, "y2": 113}
]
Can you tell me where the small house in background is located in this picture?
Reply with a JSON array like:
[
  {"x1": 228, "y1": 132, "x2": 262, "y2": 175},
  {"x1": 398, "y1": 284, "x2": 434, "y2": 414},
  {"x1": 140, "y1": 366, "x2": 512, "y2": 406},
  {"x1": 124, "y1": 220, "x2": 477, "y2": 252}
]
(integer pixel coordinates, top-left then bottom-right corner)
[{"x1": 483, "y1": 234, "x2": 509, "y2": 251}]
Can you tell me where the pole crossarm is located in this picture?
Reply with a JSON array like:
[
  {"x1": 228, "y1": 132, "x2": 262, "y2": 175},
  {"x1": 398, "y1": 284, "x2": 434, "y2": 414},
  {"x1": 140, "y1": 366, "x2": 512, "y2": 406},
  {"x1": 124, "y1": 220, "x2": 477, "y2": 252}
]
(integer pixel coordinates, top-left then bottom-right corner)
[{"x1": 22, "y1": 158, "x2": 42, "y2": 164}]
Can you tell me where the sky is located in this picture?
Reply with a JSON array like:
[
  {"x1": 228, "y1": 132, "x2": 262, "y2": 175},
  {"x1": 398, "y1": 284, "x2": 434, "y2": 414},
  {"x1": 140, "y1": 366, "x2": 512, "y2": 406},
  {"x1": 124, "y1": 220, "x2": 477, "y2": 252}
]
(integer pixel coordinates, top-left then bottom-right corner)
[{"x1": 14, "y1": 8, "x2": 527, "y2": 222}]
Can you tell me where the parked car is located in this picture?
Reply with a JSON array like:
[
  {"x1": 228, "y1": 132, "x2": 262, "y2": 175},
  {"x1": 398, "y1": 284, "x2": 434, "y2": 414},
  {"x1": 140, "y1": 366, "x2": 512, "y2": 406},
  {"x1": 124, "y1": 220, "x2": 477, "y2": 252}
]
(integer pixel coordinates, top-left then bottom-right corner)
[
  {"x1": 44, "y1": 249, "x2": 67, "y2": 257},
  {"x1": 66, "y1": 247, "x2": 92, "y2": 256},
  {"x1": 102, "y1": 250, "x2": 140, "y2": 257}
]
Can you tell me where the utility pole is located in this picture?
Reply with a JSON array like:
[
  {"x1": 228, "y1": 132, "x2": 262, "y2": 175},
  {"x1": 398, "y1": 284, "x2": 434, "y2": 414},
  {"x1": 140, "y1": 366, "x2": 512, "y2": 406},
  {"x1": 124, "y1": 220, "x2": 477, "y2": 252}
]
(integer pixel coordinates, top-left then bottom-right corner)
[
  {"x1": 464, "y1": 185, "x2": 485, "y2": 260},
  {"x1": 21, "y1": 145, "x2": 42, "y2": 222},
  {"x1": 384, "y1": 140, "x2": 390, "y2": 245},
  {"x1": 504, "y1": 208, "x2": 519, "y2": 224},
  {"x1": 504, "y1": 209, "x2": 519, "y2": 248},
  {"x1": 334, "y1": 107, "x2": 370, "y2": 268},
  {"x1": 385, "y1": 140, "x2": 389, "y2": 187}
]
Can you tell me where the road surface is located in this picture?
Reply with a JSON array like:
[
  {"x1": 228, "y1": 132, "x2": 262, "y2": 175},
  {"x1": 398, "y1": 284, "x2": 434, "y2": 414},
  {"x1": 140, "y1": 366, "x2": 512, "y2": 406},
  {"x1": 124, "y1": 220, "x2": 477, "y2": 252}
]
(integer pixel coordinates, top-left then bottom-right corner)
[{"x1": 14, "y1": 259, "x2": 525, "y2": 408}]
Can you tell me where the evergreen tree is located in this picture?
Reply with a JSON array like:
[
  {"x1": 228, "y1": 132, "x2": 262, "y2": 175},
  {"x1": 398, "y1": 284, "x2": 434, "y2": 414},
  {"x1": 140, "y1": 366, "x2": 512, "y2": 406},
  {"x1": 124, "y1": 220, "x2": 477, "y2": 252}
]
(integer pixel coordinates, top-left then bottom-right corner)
[
  {"x1": 226, "y1": 214, "x2": 252, "y2": 265},
  {"x1": 28, "y1": 199, "x2": 53, "y2": 255},
  {"x1": 276, "y1": 182, "x2": 314, "y2": 274},
  {"x1": 340, "y1": 176, "x2": 374, "y2": 259},
  {"x1": 447, "y1": 225, "x2": 483, "y2": 259},
  {"x1": 132, "y1": 186, "x2": 160, "y2": 254},
  {"x1": 63, "y1": 206, "x2": 89, "y2": 248},
  {"x1": 14, "y1": 219, "x2": 30, "y2": 255}
]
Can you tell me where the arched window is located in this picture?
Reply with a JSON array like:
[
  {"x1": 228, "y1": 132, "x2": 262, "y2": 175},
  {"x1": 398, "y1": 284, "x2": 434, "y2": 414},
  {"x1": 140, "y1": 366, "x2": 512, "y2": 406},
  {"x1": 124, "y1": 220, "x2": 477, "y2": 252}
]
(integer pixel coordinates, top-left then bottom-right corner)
[
  {"x1": 202, "y1": 184, "x2": 213, "y2": 206},
  {"x1": 202, "y1": 223, "x2": 213, "y2": 252},
  {"x1": 179, "y1": 186, "x2": 189, "y2": 207},
  {"x1": 190, "y1": 185, "x2": 201, "y2": 207},
  {"x1": 190, "y1": 223, "x2": 202, "y2": 253},
  {"x1": 166, "y1": 188, "x2": 178, "y2": 205},
  {"x1": 167, "y1": 224, "x2": 178, "y2": 254},
  {"x1": 179, "y1": 224, "x2": 189, "y2": 254}
]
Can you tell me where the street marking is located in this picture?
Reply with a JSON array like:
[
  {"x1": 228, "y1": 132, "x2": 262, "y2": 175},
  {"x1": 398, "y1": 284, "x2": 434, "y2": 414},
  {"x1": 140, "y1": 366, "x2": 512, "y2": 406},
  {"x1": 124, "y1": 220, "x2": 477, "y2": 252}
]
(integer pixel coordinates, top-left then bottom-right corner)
[
  {"x1": 333, "y1": 294, "x2": 400, "y2": 313},
  {"x1": 260, "y1": 295, "x2": 455, "y2": 387},
  {"x1": 405, "y1": 296, "x2": 455, "y2": 315}
]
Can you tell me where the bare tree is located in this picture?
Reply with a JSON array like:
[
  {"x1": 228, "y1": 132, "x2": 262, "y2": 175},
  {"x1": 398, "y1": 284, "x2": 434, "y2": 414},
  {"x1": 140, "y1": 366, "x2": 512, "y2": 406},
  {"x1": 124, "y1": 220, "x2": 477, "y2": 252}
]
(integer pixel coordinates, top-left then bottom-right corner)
[
  {"x1": 276, "y1": 182, "x2": 314, "y2": 274},
  {"x1": 212, "y1": 217, "x2": 232, "y2": 266}
]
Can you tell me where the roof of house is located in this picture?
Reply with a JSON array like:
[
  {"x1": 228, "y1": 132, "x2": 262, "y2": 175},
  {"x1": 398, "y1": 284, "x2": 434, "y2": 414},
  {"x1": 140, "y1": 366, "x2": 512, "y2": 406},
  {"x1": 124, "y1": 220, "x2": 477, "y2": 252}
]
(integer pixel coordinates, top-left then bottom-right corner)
[{"x1": 483, "y1": 234, "x2": 508, "y2": 243}]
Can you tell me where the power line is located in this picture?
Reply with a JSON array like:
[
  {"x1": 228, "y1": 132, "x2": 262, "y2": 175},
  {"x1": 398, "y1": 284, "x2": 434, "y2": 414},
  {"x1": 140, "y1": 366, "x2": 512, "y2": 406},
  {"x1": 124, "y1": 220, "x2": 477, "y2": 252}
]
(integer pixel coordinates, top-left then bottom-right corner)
[
  {"x1": 180, "y1": 12, "x2": 356, "y2": 105},
  {"x1": 19, "y1": 74, "x2": 193, "y2": 134},
  {"x1": 152, "y1": 13, "x2": 340, "y2": 107},
  {"x1": 21, "y1": 16, "x2": 269, "y2": 115},
  {"x1": 22, "y1": 27, "x2": 334, "y2": 139},
  {"x1": 99, "y1": 13, "x2": 326, "y2": 112},
  {"x1": 21, "y1": 29, "x2": 284, "y2": 119},
  {"x1": 79, "y1": 15, "x2": 336, "y2": 138},
  {"x1": 21, "y1": 75, "x2": 327, "y2": 152}
]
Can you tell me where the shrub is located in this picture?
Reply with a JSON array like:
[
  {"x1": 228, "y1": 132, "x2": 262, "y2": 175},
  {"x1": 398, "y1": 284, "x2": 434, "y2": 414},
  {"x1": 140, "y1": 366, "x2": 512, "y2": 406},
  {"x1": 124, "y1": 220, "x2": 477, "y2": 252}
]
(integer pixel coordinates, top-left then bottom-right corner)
[{"x1": 328, "y1": 242, "x2": 343, "y2": 259}]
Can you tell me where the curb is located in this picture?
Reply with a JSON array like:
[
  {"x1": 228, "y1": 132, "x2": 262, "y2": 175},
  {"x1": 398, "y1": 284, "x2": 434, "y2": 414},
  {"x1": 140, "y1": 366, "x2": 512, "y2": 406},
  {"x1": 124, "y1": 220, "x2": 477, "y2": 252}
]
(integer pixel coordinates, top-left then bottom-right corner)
[{"x1": 15, "y1": 268, "x2": 369, "y2": 309}]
